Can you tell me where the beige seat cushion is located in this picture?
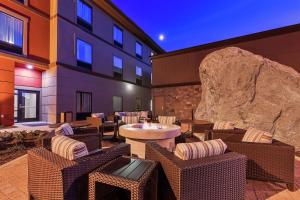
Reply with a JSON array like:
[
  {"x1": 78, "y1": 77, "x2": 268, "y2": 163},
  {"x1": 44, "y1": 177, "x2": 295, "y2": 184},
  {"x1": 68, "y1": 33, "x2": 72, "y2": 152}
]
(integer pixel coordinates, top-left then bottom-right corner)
[
  {"x1": 52, "y1": 135, "x2": 89, "y2": 160},
  {"x1": 213, "y1": 121, "x2": 235, "y2": 130},
  {"x1": 121, "y1": 116, "x2": 139, "y2": 124},
  {"x1": 174, "y1": 139, "x2": 227, "y2": 160},
  {"x1": 158, "y1": 116, "x2": 176, "y2": 125},
  {"x1": 55, "y1": 123, "x2": 74, "y2": 136},
  {"x1": 242, "y1": 127, "x2": 273, "y2": 144}
]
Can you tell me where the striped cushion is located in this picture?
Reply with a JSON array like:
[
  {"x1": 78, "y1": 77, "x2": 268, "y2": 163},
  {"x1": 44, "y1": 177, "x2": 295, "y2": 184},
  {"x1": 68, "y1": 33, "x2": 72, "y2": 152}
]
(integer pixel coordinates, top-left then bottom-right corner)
[
  {"x1": 55, "y1": 123, "x2": 74, "y2": 136},
  {"x1": 140, "y1": 111, "x2": 148, "y2": 118},
  {"x1": 51, "y1": 135, "x2": 88, "y2": 160},
  {"x1": 242, "y1": 127, "x2": 273, "y2": 143},
  {"x1": 121, "y1": 116, "x2": 140, "y2": 124},
  {"x1": 158, "y1": 116, "x2": 176, "y2": 125},
  {"x1": 213, "y1": 121, "x2": 235, "y2": 130},
  {"x1": 174, "y1": 139, "x2": 227, "y2": 160}
]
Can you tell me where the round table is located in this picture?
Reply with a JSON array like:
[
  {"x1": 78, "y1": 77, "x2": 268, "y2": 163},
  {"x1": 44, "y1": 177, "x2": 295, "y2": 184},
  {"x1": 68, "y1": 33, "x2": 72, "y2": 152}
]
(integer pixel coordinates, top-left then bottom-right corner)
[{"x1": 119, "y1": 123, "x2": 181, "y2": 158}]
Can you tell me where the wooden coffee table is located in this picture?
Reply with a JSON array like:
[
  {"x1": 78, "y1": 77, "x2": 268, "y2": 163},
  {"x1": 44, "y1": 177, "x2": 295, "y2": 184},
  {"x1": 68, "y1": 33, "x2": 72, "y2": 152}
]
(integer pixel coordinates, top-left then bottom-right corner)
[{"x1": 88, "y1": 156, "x2": 157, "y2": 200}]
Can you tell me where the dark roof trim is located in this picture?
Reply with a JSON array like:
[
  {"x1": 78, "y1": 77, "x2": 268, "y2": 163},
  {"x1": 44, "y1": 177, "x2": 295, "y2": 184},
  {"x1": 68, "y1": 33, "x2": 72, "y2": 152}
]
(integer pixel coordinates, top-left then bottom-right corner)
[
  {"x1": 152, "y1": 23, "x2": 300, "y2": 59},
  {"x1": 93, "y1": 0, "x2": 165, "y2": 54},
  {"x1": 152, "y1": 81, "x2": 201, "y2": 88}
]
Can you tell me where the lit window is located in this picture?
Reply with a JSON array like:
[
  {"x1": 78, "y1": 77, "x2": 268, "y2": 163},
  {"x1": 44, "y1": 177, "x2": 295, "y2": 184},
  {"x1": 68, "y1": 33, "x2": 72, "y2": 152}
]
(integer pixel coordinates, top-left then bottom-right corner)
[
  {"x1": 0, "y1": 12, "x2": 23, "y2": 54},
  {"x1": 135, "y1": 42, "x2": 142, "y2": 59},
  {"x1": 136, "y1": 66, "x2": 142, "y2": 85},
  {"x1": 136, "y1": 66, "x2": 142, "y2": 77},
  {"x1": 113, "y1": 25, "x2": 123, "y2": 48},
  {"x1": 113, "y1": 56, "x2": 123, "y2": 79},
  {"x1": 113, "y1": 96, "x2": 123, "y2": 112},
  {"x1": 77, "y1": 0, "x2": 92, "y2": 30},
  {"x1": 77, "y1": 39, "x2": 92, "y2": 68}
]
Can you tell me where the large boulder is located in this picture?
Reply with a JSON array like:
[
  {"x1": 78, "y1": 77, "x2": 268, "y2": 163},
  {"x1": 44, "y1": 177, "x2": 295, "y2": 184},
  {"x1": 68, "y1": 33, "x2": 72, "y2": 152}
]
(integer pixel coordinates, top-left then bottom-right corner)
[{"x1": 195, "y1": 47, "x2": 300, "y2": 150}]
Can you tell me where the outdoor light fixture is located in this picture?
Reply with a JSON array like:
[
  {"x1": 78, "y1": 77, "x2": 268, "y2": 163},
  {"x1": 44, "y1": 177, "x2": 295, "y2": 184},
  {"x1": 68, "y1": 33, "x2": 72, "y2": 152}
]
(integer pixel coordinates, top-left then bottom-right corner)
[
  {"x1": 158, "y1": 34, "x2": 165, "y2": 41},
  {"x1": 26, "y1": 64, "x2": 33, "y2": 69},
  {"x1": 126, "y1": 83, "x2": 133, "y2": 91}
]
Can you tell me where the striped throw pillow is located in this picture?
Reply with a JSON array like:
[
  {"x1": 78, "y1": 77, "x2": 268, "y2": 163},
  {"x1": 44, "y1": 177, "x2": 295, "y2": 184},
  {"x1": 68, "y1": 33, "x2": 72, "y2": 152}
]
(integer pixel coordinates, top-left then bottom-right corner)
[
  {"x1": 174, "y1": 139, "x2": 227, "y2": 160},
  {"x1": 140, "y1": 111, "x2": 148, "y2": 118},
  {"x1": 55, "y1": 123, "x2": 74, "y2": 136},
  {"x1": 242, "y1": 127, "x2": 273, "y2": 143},
  {"x1": 52, "y1": 136, "x2": 88, "y2": 160},
  {"x1": 213, "y1": 121, "x2": 235, "y2": 130},
  {"x1": 121, "y1": 116, "x2": 139, "y2": 124},
  {"x1": 158, "y1": 116, "x2": 176, "y2": 125}
]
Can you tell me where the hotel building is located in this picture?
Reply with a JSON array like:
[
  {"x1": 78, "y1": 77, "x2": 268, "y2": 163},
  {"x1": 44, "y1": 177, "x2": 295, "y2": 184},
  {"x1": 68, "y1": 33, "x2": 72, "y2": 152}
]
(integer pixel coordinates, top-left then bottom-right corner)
[{"x1": 0, "y1": 0, "x2": 163, "y2": 126}]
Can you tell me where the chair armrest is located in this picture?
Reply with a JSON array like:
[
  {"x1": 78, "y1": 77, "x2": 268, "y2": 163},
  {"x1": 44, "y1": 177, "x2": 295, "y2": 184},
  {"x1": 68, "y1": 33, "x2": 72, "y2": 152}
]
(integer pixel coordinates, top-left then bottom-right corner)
[
  {"x1": 208, "y1": 128, "x2": 246, "y2": 140},
  {"x1": 74, "y1": 127, "x2": 98, "y2": 134}
]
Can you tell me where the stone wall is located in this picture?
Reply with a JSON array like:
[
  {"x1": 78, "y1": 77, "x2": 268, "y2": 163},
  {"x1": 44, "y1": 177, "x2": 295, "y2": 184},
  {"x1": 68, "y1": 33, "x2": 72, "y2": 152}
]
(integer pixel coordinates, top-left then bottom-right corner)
[
  {"x1": 153, "y1": 85, "x2": 202, "y2": 120},
  {"x1": 195, "y1": 47, "x2": 300, "y2": 150}
]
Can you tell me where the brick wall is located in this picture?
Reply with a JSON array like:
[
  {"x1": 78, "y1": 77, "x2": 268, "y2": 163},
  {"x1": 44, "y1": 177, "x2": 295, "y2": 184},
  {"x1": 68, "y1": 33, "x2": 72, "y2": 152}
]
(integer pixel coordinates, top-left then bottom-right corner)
[{"x1": 152, "y1": 84, "x2": 202, "y2": 120}]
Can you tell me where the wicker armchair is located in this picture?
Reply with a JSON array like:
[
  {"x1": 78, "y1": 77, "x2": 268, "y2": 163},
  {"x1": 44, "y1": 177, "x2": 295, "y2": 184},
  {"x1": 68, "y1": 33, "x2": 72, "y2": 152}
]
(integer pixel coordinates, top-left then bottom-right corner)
[
  {"x1": 28, "y1": 143, "x2": 130, "y2": 200},
  {"x1": 209, "y1": 129, "x2": 295, "y2": 191},
  {"x1": 42, "y1": 127, "x2": 102, "y2": 152},
  {"x1": 145, "y1": 142, "x2": 247, "y2": 200}
]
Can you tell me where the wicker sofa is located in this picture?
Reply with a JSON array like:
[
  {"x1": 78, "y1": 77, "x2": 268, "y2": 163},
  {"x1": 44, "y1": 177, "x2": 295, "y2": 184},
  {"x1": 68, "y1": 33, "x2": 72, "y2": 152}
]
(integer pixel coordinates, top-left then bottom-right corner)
[
  {"x1": 209, "y1": 129, "x2": 295, "y2": 191},
  {"x1": 145, "y1": 142, "x2": 247, "y2": 200},
  {"x1": 28, "y1": 143, "x2": 130, "y2": 200}
]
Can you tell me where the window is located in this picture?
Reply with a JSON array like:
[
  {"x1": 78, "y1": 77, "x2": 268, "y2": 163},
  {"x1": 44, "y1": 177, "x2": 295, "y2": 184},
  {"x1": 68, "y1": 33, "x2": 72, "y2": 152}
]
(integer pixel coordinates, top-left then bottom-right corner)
[
  {"x1": 0, "y1": 12, "x2": 24, "y2": 54},
  {"x1": 113, "y1": 25, "x2": 123, "y2": 48},
  {"x1": 77, "y1": 0, "x2": 92, "y2": 30},
  {"x1": 77, "y1": 39, "x2": 92, "y2": 69},
  {"x1": 136, "y1": 66, "x2": 142, "y2": 85},
  {"x1": 76, "y1": 91, "x2": 92, "y2": 120},
  {"x1": 136, "y1": 97, "x2": 142, "y2": 111},
  {"x1": 113, "y1": 96, "x2": 123, "y2": 112},
  {"x1": 113, "y1": 56, "x2": 123, "y2": 79},
  {"x1": 135, "y1": 42, "x2": 143, "y2": 59}
]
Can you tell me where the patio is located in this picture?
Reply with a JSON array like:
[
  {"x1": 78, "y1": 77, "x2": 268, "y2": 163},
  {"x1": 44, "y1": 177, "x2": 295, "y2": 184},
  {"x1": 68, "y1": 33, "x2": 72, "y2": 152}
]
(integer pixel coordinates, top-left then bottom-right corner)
[{"x1": 0, "y1": 144, "x2": 299, "y2": 200}]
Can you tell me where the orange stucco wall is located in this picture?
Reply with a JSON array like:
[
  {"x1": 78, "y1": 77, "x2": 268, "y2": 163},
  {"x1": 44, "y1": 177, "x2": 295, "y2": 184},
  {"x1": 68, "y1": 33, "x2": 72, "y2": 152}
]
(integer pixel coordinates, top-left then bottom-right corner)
[
  {"x1": 0, "y1": 0, "x2": 50, "y2": 62},
  {"x1": 0, "y1": 1, "x2": 50, "y2": 126},
  {"x1": 0, "y1": 58, "x2": 15, "y2": 126}
]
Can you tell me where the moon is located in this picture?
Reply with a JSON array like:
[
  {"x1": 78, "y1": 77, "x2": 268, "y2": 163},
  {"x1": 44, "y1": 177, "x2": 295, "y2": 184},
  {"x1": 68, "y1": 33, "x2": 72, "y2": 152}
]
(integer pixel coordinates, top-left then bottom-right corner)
[{"x1": 159, "y1": 34, "x2": 165, "y2": 41}]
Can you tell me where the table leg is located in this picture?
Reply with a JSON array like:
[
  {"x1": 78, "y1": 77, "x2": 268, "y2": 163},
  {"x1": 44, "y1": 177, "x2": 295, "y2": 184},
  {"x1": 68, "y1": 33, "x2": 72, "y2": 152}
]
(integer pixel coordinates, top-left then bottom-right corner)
[{"x1": 88, "y1": 177, "x2": 96, "y2": 200}]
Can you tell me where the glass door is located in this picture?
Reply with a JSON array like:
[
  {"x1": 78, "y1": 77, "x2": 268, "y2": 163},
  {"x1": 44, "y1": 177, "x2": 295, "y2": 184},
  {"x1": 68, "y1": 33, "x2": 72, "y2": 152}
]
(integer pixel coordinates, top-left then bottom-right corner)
[{"x1": 15, "y1": 90, "x2": 40, "y2": 122}]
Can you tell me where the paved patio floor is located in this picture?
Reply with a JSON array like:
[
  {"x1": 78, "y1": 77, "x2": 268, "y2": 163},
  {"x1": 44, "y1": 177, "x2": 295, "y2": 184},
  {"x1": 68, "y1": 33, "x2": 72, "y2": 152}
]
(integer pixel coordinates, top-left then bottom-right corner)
[{"x1": 0, "y1": 152, "x2": 299, "y2": 200}]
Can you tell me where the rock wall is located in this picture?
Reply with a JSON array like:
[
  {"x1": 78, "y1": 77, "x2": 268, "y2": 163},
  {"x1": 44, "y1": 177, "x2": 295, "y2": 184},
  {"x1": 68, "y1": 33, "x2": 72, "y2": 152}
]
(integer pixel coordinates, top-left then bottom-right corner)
[
  {"x1": 195, "y1": 47, "x2": 300, "y2": 150},
  {"x1": 153, "y1": 85, "x2": 202, "y2": 120}
]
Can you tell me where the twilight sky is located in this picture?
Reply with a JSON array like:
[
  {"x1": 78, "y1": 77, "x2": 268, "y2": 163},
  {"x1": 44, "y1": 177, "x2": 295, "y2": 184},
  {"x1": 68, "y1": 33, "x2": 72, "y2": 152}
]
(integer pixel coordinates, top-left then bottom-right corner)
[{"x1": 112, "y1": 0, "x2": 300, "y2": 52}]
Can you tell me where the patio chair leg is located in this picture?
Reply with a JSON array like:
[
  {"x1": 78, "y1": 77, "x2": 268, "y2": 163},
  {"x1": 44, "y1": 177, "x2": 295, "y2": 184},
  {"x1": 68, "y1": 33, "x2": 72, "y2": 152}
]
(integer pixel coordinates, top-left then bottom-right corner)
[
  {"x1": 287, "y1": 183, "x2": 295, "y2": 191},
  {"x1": 28, "y1": 193, "x2": 34, "y2": 200}
]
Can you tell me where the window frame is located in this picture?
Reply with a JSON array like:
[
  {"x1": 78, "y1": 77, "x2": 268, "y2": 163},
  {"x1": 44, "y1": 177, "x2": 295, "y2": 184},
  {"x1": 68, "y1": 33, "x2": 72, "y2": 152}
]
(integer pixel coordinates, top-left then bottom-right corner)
[
  {"x1": 0, "y1": 8, "x2": 28, "y2": 55},
  {"x1": 76, "y1": 0, "x2": 93, "y2": 31},
  {"x1": 76, "y1": 91, "x2": 92, "y2": 113},
  {"x1": 76, "y1": 38, "x2": 93, "y2": 69},
  {"x1": 135, "y1": 41, "x2": 143, "y2": 59},
  {"x1": 112, "y1": 55, "x2": 123, "y2": 80},
  {"x1": 135, "y1": 66, "x2": 143, "y2": 85},
  {"x1": 113, "y1": 24, "x2": 123, "y2": 48},
  {"x1": 112, "y1": 96, "x2": 123, "y2": 112}
]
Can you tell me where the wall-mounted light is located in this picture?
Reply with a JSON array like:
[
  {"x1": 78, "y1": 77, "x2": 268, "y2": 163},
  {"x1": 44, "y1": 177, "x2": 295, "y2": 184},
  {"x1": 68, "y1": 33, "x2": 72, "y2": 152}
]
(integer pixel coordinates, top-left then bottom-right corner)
[
  {"x1": 26, "y1": 64, "x2": 33, "y2": 69},
  {"x1": 126, "y1": 83, "x2": 133, "y2": 91}
]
